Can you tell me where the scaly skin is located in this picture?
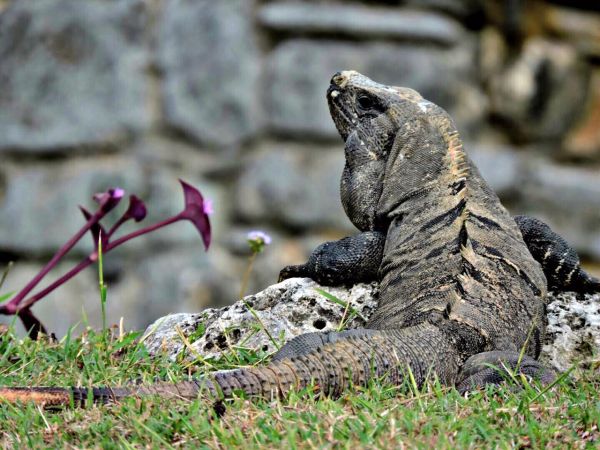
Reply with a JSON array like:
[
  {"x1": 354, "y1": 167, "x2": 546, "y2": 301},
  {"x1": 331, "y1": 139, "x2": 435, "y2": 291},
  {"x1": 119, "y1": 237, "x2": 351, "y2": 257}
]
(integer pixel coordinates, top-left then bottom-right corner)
[{"x1": 1, "y1": 71, "x2": 598, "y2": 406}]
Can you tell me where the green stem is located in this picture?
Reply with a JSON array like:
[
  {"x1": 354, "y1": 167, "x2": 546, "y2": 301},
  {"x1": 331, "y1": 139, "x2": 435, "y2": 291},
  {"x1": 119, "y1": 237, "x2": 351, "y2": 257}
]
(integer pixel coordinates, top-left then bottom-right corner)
[
  {"x1": 98, "y1": 234, "x2": 107, "y2": 333},
  {"x1": 239, "y1": 252, "x2": 257, "y2": 300}
]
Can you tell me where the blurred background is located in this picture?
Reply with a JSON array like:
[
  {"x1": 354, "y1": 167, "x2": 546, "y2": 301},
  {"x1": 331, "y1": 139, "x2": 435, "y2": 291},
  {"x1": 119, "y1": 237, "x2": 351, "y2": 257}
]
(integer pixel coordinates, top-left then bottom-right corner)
[{"x1": 0, "y1": 0, "x2": 599, "y2": 336}]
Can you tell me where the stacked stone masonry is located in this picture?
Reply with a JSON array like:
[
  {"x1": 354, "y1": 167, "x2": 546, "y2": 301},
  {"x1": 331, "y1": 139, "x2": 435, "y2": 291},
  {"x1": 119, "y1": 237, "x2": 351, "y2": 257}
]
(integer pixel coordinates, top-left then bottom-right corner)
[{"x1": 0, "y1": 0, "x2": 599, "y2": 336}]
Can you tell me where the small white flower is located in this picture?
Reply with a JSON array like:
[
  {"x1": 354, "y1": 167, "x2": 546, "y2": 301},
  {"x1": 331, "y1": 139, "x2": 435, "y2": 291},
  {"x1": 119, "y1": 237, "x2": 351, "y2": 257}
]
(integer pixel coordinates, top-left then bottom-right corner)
[
  {"x1": 247, "y1": 230, "x2": 271, "y2": 245},
  {"x1": 247, "y1": 230, "x2": 272, "y2": 253}
]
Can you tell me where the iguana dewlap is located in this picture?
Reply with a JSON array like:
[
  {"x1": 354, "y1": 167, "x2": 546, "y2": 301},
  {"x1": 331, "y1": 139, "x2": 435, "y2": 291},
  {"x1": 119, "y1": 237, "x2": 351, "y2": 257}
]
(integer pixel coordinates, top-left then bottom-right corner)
[{"x1": 2, "y1": 71, "x2": 599, "y2": 407}]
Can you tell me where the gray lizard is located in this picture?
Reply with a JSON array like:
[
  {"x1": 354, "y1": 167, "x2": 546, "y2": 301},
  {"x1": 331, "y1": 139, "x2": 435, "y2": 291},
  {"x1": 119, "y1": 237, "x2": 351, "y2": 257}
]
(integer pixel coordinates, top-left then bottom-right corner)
[{"x1": 1, "y1": 71, "x2": 598, "y2": 407}]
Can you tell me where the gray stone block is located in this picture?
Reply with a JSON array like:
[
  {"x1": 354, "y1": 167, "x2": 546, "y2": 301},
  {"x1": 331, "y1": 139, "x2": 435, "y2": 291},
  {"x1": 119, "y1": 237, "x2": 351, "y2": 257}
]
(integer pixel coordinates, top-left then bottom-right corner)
[
  {"x1": 259, "y1": 3, "x2": 463, "y2": 45},
  {"x1": 0, "y1": 0, "x2": 150, "y2": 151},
  {"x1": 404, "y1": 0, "x2": 483, "y2": 20},
  {"x1": 489, "y1": 38, "x2": 590, "y2": 143},
  {"x1": 468, "y1": 144, "x2": 522, "y2": 197},
  {"x1": 265, "y1": 39, "x2": 485, "y2": 139},
  {"x1": 159, "y1": 0, "x2": 262, "y2": 148},
  {"x1": 234, "y1": 143, "x2": 353, "y2": 231},
  {"x1": 515, "y1": 158, "x2": 600, "y2": 260}
]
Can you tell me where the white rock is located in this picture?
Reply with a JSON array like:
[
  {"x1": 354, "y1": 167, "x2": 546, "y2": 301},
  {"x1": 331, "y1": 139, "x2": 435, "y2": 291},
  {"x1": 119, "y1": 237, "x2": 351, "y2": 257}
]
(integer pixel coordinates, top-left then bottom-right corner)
[
  {"x1": 143, "y1": 278, "x2": 599, "y2": 373},
  {"x1": 143, "y1": 278, "x2": 378, "y2": 360},
  {"x1": 542, "y1": 291, "x2": 600, "y2": 372}
]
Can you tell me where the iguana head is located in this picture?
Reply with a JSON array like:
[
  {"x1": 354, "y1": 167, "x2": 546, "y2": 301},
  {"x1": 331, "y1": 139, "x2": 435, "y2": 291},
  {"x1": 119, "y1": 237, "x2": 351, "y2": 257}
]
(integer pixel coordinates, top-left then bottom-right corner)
[{"x1": 327, "y1": 70, "x2": 458, "y2": 231}]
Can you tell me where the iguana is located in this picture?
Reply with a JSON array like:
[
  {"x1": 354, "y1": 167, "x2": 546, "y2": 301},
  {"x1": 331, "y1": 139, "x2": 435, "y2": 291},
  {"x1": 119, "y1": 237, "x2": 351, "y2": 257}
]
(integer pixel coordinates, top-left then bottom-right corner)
[{"x1": 1, "y1": 71, "x2": 598, "y2": 407}]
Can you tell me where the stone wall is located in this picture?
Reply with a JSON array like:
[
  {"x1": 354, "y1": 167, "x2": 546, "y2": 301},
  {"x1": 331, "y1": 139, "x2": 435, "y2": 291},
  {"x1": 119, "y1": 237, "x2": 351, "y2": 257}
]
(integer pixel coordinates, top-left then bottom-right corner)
[{"x1": 0, "y1": 0, "x2": 599, "y2": 336}]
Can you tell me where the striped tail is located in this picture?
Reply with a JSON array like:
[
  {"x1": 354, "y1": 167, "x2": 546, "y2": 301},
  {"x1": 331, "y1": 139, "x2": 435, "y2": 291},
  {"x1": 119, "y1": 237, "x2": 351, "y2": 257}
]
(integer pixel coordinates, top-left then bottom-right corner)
[{"x1": 0, "y1": 325, "x2": 461, "y2": 408}]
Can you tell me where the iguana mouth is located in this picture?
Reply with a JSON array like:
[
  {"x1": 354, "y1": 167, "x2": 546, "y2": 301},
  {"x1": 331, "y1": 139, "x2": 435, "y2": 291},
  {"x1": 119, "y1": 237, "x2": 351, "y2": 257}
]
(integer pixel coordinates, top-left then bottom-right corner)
[{"x1": 327, "y1": 83, "x2": 355, "y2": 141}]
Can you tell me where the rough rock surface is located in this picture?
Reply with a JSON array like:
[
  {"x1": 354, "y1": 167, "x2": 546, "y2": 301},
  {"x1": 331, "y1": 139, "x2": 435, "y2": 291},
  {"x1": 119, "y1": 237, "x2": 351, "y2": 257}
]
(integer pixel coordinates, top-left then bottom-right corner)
[
  {"x1": 259, "y1": 3, "x2": 463, "y2": 45},
  {"x1": 488, "y1": 38, "x2": 589, "y2": 142},
  {"x1": 144, "y1": 278, "x2": 599, "y2": 374},
  {"x1": 158, "y1": 0, "x2": 261, "y2": 147},
  {"x1": 543, "y1": 291, "x2": 600, "y2": 372},
  {"x1": 143, "y1": 278, "x2": 378, "y2": 360},
  {"x1": 233, "y1": 145, "x2": 351, "y2": 232},
  {"x1": 0, "y1": 0, "x2": 150, "y2": 151}
]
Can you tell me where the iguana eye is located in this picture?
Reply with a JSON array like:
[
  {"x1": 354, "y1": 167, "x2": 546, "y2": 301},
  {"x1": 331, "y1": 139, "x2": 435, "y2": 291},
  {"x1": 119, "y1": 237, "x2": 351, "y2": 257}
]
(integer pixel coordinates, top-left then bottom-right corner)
[{"x1": 357, "y1": 94, "x2": 375, "y2": 110}]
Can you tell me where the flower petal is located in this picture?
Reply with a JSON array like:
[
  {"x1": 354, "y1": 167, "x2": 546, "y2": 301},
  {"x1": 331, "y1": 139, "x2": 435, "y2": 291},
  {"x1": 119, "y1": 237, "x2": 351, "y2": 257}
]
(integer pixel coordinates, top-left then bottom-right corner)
[
  {"x1": 93, "y1": 188, "x2": 125, "y2": 214},
  {"x1": 179, "y1": 179, "x2": 211, "y2": 250},
  {"x1": 124, "y1": 195, "x2": 147, "y2": 222},
  {"x1": 203, "y1": 198, "x2": 214, "y2": 216}
]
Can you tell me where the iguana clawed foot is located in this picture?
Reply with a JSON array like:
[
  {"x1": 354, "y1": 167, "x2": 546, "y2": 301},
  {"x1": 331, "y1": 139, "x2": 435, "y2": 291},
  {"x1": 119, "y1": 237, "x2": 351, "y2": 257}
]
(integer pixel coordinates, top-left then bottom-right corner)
[
  {"x1": 456, "y1": 351, "x2": 556, "y2": 394},
  {"x1": 279, "y1": 231, "x2": 385, "y2": 285},
  {"x1": 278, "y1": 264, "x2": 306, "y2": 283}
]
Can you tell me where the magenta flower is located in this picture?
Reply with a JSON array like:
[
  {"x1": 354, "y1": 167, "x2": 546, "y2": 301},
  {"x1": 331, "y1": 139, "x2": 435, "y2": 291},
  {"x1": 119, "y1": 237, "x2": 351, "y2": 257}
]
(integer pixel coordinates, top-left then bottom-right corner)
[
  {"x1": 93, "y1": 187, "x2": 125, "y2": 214},
  {"x1": 123, "y1": 195, "x2": 147, "y2": 222},
  {"x1": 178, "y1": 179, "x2": 212, "y2": 250},
  {"x1": 0, "y1": 180, "x2": 211, "y2": 339},
  {"x1": 106, "y1": 195, "x2": 148, "y2": 238}
]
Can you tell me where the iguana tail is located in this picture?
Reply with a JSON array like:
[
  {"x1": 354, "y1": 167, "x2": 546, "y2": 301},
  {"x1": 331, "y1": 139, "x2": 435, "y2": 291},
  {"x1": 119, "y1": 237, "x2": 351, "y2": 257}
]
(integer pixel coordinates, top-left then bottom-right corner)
[{"x1": 0, "y1": 325, "x2": 461, "y2": 407}]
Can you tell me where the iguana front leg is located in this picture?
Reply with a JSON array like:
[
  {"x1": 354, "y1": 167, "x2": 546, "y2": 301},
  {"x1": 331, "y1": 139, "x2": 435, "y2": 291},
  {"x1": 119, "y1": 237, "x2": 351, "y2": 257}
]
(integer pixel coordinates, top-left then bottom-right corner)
[
  {"x1": 514, "y1": 215, "x2": 600, "y2": 293},
  {"x1": 279, "y1": 231, "x2": 386, "y2": 286}
]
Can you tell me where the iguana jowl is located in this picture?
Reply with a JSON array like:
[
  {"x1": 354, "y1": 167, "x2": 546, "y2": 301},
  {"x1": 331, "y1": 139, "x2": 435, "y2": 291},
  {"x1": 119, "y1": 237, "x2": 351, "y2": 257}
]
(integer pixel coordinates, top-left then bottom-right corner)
[{"x1": 2, "y1": 71, "x2": 599, "y2": 407}]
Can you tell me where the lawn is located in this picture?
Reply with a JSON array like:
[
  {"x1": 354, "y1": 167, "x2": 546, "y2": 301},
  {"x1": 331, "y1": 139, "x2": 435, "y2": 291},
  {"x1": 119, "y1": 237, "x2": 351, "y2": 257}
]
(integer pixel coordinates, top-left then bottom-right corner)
[{"x1": 0, "y1": 324, "x2": 598, "y2": 449}]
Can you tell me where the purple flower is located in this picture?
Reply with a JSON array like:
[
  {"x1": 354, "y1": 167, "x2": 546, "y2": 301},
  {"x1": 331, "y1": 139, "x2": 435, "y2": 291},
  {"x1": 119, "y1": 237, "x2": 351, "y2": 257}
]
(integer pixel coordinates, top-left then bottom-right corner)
[
  {"x1": 179, "y1": 179, "x2": 211, "y2": 250},
  {"x1": 93, "y1": 187, "x2": 125, "y2": 214},
  {"x1": 105, "y1": 195, "x2": 148, "y2": 239},
  {"x1": 0, "y1": 180, "x2": 212, "y2": 339},
  {"x1": 124, "y1": 195, "x2": 147, "y2": 222},
  {"x1": 247, "y1": 230, "x2": 271, "y2": 253}
]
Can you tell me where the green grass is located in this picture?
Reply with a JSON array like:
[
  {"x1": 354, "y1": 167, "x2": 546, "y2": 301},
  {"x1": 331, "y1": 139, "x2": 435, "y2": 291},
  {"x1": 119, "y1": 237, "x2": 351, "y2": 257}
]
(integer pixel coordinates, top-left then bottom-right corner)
[{"x1": 0, "y1": 325, "x2": 598, "y2": 449}]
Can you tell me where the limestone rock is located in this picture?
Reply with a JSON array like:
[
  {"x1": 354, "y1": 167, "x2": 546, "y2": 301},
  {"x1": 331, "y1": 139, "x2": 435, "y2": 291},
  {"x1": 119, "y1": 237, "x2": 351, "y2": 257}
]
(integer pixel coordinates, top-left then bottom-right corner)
[
  {"x1": 542, "y1": 292, "x2": 600, "y2": 372},
  {"x1": 143, "y1": 278, "x2": 379, "y2": 360},
  {"x1": 158, "y1": 0, "x2": 261, "y2": 148},
  {"x1": 144, "y1": 277, "x2": 600, "y2": 374},
  {"x1": 0, "y1": 0, "x2": 150, "y2": 152}
]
